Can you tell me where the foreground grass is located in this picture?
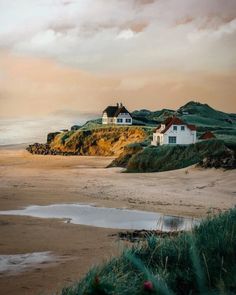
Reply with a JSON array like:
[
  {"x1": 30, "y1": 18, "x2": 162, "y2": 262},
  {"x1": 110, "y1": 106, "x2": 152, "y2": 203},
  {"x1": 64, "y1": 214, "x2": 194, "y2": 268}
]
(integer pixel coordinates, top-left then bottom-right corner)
[{"x1": 60, "y1": 209, "x2": 236, "y2": 295}]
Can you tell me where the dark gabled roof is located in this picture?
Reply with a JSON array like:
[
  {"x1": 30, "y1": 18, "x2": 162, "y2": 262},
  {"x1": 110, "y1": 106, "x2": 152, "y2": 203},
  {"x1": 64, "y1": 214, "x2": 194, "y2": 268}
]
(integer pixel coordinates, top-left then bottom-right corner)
[
  {"x1": 199, "y1": 131, "x2": 216, "y2": 140},
  {"x1": 114, "y1": 106, "x2": 131, "y2": 117},
  {"x1": 103, "y1": 106, "x2": 119, "y2": 117},
  {"x1": 158, "y1": 117, "x2": 196, "y2": 134},
  {"x1": 103, "y1": 105, "x2": 132, "y2": 118}
]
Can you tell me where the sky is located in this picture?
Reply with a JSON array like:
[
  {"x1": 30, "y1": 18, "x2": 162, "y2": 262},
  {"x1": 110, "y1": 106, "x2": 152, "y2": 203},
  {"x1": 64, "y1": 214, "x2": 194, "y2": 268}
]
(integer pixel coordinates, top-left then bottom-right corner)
[{"x1": 0, "y1": 0, "x2": 236, "y2": 143}]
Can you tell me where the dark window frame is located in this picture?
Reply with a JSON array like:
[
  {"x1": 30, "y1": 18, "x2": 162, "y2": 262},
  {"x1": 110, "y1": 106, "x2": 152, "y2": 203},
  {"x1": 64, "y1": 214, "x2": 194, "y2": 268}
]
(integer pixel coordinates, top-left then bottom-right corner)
[{"x1": 168, "y1": 136, "x2": 177, "y2": 144}]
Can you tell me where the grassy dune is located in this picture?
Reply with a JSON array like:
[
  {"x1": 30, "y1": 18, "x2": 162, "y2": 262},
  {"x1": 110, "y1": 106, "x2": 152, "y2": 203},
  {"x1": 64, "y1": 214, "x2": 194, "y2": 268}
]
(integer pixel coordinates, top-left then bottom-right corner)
[
  {"x1": 126, "y1": 140, "x2": 234, "y2": 172},
  {"x1": 60, "y1": 209, "x2": 236, "y2": 295},
  {"x1": 50, "y1": 126, "x2": 152, "y2": 156}
]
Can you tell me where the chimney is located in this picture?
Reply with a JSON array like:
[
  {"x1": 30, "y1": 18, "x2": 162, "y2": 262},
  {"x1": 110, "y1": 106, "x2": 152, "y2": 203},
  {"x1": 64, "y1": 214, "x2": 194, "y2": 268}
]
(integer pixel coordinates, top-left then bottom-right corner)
[
  {"x1": 117, "y1": 102, "x2": 119, "y2": 107},
  {"x1": 120, "y1": 102, "x2": 123, "y2": 108}
]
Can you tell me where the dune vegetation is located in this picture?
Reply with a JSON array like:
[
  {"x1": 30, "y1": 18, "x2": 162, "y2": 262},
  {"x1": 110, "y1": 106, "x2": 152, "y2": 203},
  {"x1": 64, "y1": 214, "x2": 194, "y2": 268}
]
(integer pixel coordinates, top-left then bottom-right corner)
[
  {"x1": 50, "y1": 126, "x2": 152, "y2": 156},
  {"x1": 60, "y1": 208, "x2": 236, "y2": 295},
  {"x1": 125, "y1": 140, "x2": 235, "y2": 172}
]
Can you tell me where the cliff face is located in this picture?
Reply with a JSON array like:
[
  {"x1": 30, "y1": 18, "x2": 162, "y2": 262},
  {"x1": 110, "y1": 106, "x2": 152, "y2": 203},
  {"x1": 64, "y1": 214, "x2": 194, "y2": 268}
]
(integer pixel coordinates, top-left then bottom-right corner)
[
  {"x1": 27, "y1": 126, "x2": 150, "y2": 156},
  {"x1": 51, "y1": 127, "x2": 148, "y2": 156}
]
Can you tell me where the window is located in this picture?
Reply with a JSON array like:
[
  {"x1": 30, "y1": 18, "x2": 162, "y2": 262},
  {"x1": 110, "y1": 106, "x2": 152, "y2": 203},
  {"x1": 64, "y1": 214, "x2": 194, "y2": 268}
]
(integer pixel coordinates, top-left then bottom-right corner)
[
  {"x1": 168, "y1": 136, "x2": 176, "y2": 144},
  {"x1": 126, "y1": 119, "x2": 131, "y2": 123},
  {"x1": 117, "y1": 118, "x2": 123, "y2": 123},
  {"x1": 173, "y1": 125, "x2": 177, "y2": 131},
  {"x1": 181, "y1": 126, "x2": 185, "y2": 131}
]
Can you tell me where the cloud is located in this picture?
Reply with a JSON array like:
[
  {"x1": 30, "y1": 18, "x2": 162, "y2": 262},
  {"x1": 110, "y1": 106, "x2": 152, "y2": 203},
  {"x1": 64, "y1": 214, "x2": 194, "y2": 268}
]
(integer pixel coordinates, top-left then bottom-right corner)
[
  {"x1": 188, "y1": 19, "x2": 236, "y2": 42},
  {"x1": 133, "y1": 0, "x2": 157, "y2": 7},
  {"x1": 116, "y1": 29, "x2": 136, "y2": 40},
  {"x1": 0, "y1": 0, "x2": 235, "y2": 74}
]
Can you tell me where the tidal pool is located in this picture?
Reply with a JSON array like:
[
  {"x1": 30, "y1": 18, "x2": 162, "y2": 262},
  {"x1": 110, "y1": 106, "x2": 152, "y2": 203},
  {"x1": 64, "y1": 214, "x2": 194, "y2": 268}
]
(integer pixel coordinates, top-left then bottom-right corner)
[
  {"x1": 0, "y1": 204, "x2": 199, "y2": 231},
  {"x1": 0, "y1": 252, "x2": 56, "y2": 276}
]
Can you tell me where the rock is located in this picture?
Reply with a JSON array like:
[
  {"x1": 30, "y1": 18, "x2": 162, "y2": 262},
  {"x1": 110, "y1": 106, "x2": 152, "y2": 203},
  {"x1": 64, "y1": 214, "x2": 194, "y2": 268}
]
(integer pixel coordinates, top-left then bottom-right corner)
[
  {"x1": 26, "y1": 143, "x2": 79, "y2": 156},
  {"x1": 110, "y1": 229, "x2": 182, "y2": 243},
  {"x1": 26, "y1": 143, "x2": 51, "y2": 155},
  {"x1": 198, "y1": 148, "x2": 236, "y2": 170}
]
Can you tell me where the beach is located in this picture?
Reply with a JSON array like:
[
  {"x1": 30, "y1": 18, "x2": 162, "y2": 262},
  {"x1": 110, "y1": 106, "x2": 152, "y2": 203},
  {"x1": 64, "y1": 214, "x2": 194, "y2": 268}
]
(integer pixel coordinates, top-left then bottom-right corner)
[{"x1": 0, "y1": 146, "x2": 235, "y2": 294}]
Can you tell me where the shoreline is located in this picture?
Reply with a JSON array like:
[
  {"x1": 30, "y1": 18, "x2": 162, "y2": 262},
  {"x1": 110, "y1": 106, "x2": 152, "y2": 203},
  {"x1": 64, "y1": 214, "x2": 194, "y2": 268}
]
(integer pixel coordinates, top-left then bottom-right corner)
[
  {"x1": 1, "y1": 148, "x2": 235, "y2": 217},
  {"x1": 0, "y1": 148, "x2": 235, "y2": 294}
]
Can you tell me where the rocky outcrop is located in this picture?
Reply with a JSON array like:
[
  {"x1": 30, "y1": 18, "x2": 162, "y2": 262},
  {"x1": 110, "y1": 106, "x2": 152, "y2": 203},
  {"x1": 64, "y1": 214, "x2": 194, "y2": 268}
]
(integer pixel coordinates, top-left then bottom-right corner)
[
  {"x1": 111, "y1": 229, "x2": 181, "y2": 242},
  {"x1": 198, "y1": 149, "x2": 236, "y2": 169},
  {"x1": 26, "y1": 143, "x2": 77, "y2": 156}
]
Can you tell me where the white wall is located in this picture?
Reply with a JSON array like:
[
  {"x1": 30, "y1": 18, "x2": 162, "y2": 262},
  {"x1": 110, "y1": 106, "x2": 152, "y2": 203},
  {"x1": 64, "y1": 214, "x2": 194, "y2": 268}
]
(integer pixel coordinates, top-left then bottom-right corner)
[
  {"x1": 102, "y1": 113, "x2": 108, "y2": 124},
  {"x1": 151, "y1": 133, "x2": 164, "y2": 145},
  {"x1": 152, "y1": 124, "x2": 196, "y2": 145},
  {"x1": 116, "y1": 113, "x2": 132, "y2": 125},
  {"x1": 164, "y1": 125, "x2": 196, "y2": 145},
  {"x1": 102, "y1": 112, "x2": 132, "y2": 125}
]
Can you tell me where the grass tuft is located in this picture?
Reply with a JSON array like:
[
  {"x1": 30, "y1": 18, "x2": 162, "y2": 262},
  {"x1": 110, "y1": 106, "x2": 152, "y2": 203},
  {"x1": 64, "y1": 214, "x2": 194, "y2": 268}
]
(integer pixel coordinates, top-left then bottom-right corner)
[{"x1": 60, "y1": 208, "x2": 236, "y2": 295}]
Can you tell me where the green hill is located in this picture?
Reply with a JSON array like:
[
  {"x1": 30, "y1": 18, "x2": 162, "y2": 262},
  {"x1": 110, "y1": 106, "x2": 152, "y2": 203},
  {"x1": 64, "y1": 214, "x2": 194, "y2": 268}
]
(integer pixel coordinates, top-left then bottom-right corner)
[
  {"x1": 67, "y1": 101, "x2": 236, "y2": 143},
  {"x1": 85, "y1": 101, "x2": 236, "y2": 143},
  {"x1": 26, "y1": 101, "x2": 236, "y2": 159}
]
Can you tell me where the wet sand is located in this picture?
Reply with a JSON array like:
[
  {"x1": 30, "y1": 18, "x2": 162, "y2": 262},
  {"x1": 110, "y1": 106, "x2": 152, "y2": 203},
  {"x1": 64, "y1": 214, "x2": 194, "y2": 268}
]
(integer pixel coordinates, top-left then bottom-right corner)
[{"x1": 0, "y1": 147, "x2": 235, "y2": 294}]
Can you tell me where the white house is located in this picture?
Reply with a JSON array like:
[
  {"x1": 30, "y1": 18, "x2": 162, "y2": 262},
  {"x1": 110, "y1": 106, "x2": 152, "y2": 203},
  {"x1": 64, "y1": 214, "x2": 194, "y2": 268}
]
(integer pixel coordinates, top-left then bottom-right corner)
[
  {"x1": 102, "y1": 103, "x2": 132, "y2": 125},
  {"x1": 151, "y1": 117, "x2": 196, "y2": 146}
]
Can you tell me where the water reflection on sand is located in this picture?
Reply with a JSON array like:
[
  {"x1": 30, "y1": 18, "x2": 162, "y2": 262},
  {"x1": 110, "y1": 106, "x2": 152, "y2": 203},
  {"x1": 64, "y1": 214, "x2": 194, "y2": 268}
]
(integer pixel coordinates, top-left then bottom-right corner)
[{"x1": 0, "y1": 204, "x2": 199, "y2": 231}]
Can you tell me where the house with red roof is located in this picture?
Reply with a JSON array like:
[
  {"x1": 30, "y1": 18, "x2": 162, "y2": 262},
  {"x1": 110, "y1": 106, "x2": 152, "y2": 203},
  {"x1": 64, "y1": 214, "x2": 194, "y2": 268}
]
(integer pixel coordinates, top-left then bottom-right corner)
[
  {"x1": 151, "y1": 117, "x2": 197, "y2": 146},
  {"x1": 102, "y1": 103, "x2": 132, "y2": 125}
]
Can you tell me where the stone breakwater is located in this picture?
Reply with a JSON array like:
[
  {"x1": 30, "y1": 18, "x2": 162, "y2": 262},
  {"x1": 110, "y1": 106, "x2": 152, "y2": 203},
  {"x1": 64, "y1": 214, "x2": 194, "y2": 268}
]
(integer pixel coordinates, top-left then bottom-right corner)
[{"x1": 26, "y1": 143, "x2": 77, "y2": 156}]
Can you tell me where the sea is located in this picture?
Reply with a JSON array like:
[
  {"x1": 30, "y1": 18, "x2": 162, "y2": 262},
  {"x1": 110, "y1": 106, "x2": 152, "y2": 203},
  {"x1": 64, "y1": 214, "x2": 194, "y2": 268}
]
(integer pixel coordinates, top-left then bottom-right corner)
[{"x1": 0, "y1": 114, "x2": 97, "y2": 146}]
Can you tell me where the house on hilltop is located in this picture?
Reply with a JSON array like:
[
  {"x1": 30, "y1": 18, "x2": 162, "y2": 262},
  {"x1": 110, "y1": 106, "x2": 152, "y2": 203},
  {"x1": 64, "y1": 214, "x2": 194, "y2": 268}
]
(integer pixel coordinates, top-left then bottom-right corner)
[
  {"x1": 102, "y1": 103, "x2": 132, "y2": 125},
  {"x1": 151, "y1": 117, "x2": 197, "y2": 146}
]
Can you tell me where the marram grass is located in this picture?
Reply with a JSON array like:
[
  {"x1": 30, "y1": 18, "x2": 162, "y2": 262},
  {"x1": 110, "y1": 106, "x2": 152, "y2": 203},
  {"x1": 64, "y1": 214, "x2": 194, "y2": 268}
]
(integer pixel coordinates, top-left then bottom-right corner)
[{"x1": 60, "y1": 208, "x2": 236, "y2": 295}]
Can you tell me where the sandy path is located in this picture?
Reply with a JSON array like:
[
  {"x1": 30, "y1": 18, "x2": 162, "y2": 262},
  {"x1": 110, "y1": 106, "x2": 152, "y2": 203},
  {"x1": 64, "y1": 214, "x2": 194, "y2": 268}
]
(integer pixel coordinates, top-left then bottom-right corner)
[{"x1": 0, "y1": 147, "x2": 235, "y2": 294}]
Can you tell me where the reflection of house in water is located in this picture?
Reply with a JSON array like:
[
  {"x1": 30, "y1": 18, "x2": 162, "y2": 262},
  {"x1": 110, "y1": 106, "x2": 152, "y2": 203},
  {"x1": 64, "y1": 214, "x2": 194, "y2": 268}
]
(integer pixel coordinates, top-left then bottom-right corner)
[
  {"x1": 163, "y1": 216, "x2": 184, "y2": 230},
  {"x1": 156, "y1": 215, "x2": 199, "y2": 232}
]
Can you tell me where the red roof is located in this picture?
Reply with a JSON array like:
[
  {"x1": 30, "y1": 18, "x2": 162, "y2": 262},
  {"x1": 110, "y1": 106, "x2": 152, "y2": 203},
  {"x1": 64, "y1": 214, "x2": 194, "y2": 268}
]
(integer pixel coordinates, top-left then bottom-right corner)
[
  {"x1": 160, "y1": 117, "x2": 196, "y2": 134},
  {"x1": 187, "y1": 124, "x2": 197, "y2": 131},
  {"x1": 199, "y1": 131, "x2": 216, "y2": 140}
]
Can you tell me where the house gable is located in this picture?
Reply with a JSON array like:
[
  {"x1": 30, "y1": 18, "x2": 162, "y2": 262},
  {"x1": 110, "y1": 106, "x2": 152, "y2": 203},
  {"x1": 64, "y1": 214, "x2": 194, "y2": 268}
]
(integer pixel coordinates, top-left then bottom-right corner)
[
  {"x1": 152, "y1": 116, "x2": 197, "y2": 145},
  {"x1": 102, "y1": 103, "x2": 132, "y2": 125},
  {"x1": 103, "y1": 106, "x2": 119, "y2": 117}
]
